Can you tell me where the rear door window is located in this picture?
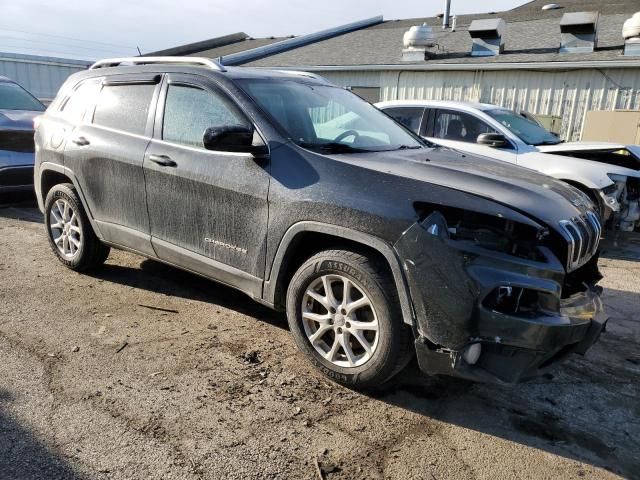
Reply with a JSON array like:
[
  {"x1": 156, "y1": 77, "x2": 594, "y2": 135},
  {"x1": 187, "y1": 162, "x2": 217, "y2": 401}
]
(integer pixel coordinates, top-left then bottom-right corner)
[
  {"x1": 162, "y1": 84, "x2": 248, "y2": 149},
  {"x1": 93, "y1": 83, "x2": 156, "y2": 135},
  {"x1": 383, "y1": 107, "x2": 425, "y2": 135},
  {"x1": 434, "y1": 109, "x2": 496, "y2": 143}
]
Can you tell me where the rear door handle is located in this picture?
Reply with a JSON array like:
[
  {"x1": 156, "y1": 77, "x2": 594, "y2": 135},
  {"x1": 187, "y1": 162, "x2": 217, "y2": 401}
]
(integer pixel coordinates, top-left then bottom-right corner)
[
  {"x1": 71, "y1": 136, "x2": 90, "y2": 146},
  {"x1": 148, "y1": 154, "x2": 177, "y2": 167}
]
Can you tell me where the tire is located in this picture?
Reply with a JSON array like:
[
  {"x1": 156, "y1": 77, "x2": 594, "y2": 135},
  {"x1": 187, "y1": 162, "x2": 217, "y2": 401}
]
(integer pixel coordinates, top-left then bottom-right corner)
[
  {"x1": 44, "y1": 183, "x2": 110, "y2": 271},
  {"x1": 286, "y1": 249, "x2": 413, "y2": 388}
]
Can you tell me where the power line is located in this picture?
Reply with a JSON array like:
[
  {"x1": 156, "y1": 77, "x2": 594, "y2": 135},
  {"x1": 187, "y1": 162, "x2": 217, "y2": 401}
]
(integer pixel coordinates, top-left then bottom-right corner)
[
  {"x1": 0, "y1": 26, "x2": 138, "y2": 50},
  {"x1": 0, "y1": 35, "x2": 137, "y2": 55}
]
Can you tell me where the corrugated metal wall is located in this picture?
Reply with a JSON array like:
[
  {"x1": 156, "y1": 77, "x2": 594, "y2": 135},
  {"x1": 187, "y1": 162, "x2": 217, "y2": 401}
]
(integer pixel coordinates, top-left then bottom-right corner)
[
  {"x1": 0, "y1": 52, "x2": 89, "y2": 102},
  {"x1": 323, "y1": 68, "x2": 640, "y2": 141}
]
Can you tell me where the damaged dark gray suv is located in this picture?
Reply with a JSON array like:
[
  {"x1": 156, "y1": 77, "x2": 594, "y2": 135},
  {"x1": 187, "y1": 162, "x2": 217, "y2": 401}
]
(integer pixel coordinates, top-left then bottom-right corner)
[{"x1": 34, "y1": 57, "x2": 607, "y2": 387}]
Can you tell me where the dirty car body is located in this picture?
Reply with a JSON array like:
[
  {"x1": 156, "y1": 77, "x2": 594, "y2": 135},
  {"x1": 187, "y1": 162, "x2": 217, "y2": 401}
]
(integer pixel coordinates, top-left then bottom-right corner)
[
  {"x1": 0, "y1": 76, "x2": 45, "y2": 193},
  {"x1": 35, "y1": 61, "x2": 606, "y2": 385}
]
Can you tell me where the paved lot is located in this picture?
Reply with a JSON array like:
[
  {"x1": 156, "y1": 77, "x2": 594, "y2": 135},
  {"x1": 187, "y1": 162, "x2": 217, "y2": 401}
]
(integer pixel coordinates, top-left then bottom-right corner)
[{"x1": 1, "y1": 197, "x2": 639, "y2": 480}]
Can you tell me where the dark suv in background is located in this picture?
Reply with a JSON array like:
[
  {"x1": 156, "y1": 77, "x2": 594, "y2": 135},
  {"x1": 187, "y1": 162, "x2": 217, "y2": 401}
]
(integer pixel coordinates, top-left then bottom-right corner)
[
  {"x1": 0, "y1": 75, "x2": 45, "y2": 193},
  {"x1": 34, "y1": 57, "x2": 607, "y2": 387}
]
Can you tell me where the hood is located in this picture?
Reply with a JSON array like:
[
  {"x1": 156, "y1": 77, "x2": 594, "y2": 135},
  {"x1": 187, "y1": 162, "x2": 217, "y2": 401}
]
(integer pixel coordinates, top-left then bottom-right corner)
[
  {"x1": 0, "y1": 109, "x2": 41, "y2": 131},
  {"x1": 537, "y1": 141, "x2": 627, "y2": 153},
  {"x1": 534, "y1": 142, "x2": 640, "y2": 176},
  {"x1": 335, "y1": 146, "x2": 593, "y2": 228}
]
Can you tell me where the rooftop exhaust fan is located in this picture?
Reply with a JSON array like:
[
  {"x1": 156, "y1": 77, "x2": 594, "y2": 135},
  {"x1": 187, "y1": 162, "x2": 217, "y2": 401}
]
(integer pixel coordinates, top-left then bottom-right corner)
[
  {"x1": 559, "y1": 11, "x2": 599, "y2": 53},
  {"x1": 623, "y1": 12, "x2": 640, "y2": 56},
  {"x1": 468, "y1": 18, "x2": 506, "y2": 56}
]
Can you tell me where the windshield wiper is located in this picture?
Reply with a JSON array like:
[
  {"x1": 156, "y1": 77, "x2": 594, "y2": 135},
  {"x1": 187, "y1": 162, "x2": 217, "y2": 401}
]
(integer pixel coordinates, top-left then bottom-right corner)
[
  {"x1": 535, "y1": 139, "x2": 564, "y2": 146},
  {"x1": 396, "y1": 145, "x2": 423, "y2": 150},
  {"x1": 298, "y1": 141, "x2": 371, "y2": 154}
]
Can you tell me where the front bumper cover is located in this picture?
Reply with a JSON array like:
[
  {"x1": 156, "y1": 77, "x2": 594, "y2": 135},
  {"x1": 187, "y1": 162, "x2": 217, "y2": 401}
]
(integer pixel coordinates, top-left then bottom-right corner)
[{"x1": 395, "y1": 217, "x2": 608, "y2": 384}]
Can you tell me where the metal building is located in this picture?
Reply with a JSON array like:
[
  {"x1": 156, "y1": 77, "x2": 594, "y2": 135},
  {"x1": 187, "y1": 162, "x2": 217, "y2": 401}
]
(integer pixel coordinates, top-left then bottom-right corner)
[
  {"x1": 163, "y1": 0, "x2": 640, "y2": 142},
  {"x1": 0, "y1": 51, "x2": 89, "y2": 103}
]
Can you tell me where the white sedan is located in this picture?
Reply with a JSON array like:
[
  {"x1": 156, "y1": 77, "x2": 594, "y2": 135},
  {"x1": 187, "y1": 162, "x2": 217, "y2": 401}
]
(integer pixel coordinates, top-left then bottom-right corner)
[{"x1": 377, "y1": 100, "x2": 640, "y2": 232}]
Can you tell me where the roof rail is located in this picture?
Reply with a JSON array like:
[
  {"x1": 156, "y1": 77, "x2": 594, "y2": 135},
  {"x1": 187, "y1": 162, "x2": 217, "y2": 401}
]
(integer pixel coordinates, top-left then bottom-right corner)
[
  {"x1": 89, "y1": 56, "x2": 226, "y2": 72},
  {"x1": 274, "y1": 69, "x2": 328, "y2": 82}
]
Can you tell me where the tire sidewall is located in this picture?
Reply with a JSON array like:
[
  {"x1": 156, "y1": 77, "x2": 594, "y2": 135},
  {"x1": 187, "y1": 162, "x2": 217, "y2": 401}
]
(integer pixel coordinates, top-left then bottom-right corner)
[
  {"x1": 286, "y1": 255, "x2": 398, "y2": 386},
  {"x1": 44, "y1": 185, "x2": 87, "y2": 269}
]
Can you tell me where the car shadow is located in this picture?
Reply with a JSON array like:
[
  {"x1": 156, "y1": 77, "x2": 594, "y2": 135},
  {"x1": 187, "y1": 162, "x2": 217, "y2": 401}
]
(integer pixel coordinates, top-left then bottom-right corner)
[
  {"x1": 599, "y1": 231, "x2": 640, "y2": 262},
  {"x1": 0, "y1": 195, "x2": 41, "y2": 223},
  {"x1": 85, "y1": 258, "x2": 287, "y2": 331},
  {"x1": 0, "y1": 389, "x2": 83, "y2": 479},
  {"x1": 85, "y1": 252, "x2": 640, "y2": 478}
]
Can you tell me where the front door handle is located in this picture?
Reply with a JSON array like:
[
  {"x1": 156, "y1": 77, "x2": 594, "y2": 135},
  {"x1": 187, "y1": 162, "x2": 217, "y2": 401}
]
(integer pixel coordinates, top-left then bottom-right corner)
[
  {"x1": 148, "y1": 154, "x2": 177, "y2": 167},
  {"x1": 71, "y1": 136, "x2": 90, "y2": 146}
]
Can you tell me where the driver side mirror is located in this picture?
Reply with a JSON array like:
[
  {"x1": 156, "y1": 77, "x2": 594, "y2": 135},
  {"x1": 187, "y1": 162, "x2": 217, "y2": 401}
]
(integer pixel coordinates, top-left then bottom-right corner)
[
  {"x1": 203, "y1": 125, "x2": 268, "y2": 157},
  {"x1": 477, "y1": 133, "x2": 508, "y2": 148}
]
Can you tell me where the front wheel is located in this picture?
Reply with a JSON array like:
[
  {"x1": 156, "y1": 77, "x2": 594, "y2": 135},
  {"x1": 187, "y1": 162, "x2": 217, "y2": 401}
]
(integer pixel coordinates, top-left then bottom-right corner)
[
  {"x1": 286, "y1": 249, "x2": 413, "y2": 388},
  {"x1": 44, "y1": 183, "x2": 110, "y2": 271}
]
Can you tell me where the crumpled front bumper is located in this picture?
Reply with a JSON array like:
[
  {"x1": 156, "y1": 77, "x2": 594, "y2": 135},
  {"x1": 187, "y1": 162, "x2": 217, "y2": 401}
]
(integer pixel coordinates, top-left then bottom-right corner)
[{"x1": 395, "y1": 219, "x2": 608, "y2": 384}]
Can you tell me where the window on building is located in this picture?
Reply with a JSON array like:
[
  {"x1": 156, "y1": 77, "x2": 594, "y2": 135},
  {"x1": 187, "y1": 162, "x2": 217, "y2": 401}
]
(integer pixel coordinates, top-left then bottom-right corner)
[
  {"x1": 93, "y1": 84, "x2": 156, "y2": 135},
  {"x1": 60, "y1": 79, "x2": 101, "y2": 122},
  {"x1": 162, "y1": 84, "x2": 248, "y2": 148},
  {"x1": 434, "y1": 109, "x2": 497, "y2": 143},
  {"x1": 383, "y1": 107, "x2": 425, "y2": 135}
]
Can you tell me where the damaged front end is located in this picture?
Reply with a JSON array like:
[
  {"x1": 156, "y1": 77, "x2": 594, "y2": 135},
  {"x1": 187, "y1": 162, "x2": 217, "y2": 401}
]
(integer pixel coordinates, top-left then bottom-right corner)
[
  {"x1": 395, "y1": 202, "x2": 607, "y2": 384},
  {"x1": 602, "y1": 174, "x2": 640, "y2": 232}
]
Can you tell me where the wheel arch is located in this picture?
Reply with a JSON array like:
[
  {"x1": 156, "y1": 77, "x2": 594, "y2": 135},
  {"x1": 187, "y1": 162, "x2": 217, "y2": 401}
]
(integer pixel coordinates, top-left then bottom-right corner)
[
  {"x1": 263, "y1": 221, "x2": 415, "y2": 326},
  {"x1": 37, "y1": 162, "x2": 104, "y2": 240}
]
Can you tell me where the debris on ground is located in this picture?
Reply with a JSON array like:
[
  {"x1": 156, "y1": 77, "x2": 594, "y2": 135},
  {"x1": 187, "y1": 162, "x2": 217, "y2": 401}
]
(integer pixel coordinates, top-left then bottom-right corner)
[
  {"x1": 137, "y1": 304, "x2": 179, "y2": 314},
  {"x1": 115, "y1": 342, "x2": 129, "y2": 353},
  {"x1": 241, "y1": 350, "x2": 263, "y2": 365}
]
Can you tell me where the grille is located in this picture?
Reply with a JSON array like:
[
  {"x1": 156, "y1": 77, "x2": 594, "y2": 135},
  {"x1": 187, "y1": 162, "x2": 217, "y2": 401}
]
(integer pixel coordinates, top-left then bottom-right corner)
[{"x1": 559, "y1": 211, "x2": 602, "y2": 271}]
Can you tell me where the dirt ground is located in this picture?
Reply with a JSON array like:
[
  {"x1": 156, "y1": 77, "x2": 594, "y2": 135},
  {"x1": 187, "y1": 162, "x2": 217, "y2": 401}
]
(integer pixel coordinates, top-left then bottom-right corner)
[{"x1": 1, "y1": 196, "x2": 639, "y2": 480}]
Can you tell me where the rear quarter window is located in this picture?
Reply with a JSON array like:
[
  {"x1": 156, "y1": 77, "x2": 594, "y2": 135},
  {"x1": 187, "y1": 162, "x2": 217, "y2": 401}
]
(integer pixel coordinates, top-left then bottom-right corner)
[
  {"x1": 59, "y1": 79, "x2": 102, "y2": 122},
  {"x1": 383, "y1": 107, "x2": 425, "y2": 135},
  {"x1": 92, "y1": 83, "x2": 156, "y2": 135}
]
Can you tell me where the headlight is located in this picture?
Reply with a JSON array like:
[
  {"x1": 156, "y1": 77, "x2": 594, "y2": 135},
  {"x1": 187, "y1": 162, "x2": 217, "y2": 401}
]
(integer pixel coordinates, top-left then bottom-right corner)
[{"x1": 418, "y1": 205, "x2": 547, "y2": 262}]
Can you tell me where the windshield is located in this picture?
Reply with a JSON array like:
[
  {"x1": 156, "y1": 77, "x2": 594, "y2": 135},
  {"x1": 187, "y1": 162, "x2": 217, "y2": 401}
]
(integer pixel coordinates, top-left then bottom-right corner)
[
  {"x1": 0, "y1": 82, "x2": 45, "y2": 111},
  {"x1": 237, "y1": 79, "x2": 424, "y2": 153},
  {"x1": 485, "y1": 109, "x2": 560, "y2": 146}
]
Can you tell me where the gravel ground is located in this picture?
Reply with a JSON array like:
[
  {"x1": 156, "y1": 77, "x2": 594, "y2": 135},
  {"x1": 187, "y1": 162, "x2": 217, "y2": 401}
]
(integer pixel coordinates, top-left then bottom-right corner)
[{"x1": 1, "y1": 197, "x2": 639, "y2": 480}]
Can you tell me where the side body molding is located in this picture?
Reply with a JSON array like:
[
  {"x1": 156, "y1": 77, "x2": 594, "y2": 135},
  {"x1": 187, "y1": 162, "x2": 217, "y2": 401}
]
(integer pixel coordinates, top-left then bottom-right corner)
[{"x1": 263, "y1": 221, "x2": 416, "y2": 326}]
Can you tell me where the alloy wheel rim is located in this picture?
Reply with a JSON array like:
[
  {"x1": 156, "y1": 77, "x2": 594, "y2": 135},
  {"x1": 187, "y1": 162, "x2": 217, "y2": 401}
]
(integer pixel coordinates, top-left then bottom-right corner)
[
  {"x1": 49, "y1": 199, "x2": 82, "y2": 259},
  {"x1": 301, "y1": 274, "x2": 379, "y2": 368}
]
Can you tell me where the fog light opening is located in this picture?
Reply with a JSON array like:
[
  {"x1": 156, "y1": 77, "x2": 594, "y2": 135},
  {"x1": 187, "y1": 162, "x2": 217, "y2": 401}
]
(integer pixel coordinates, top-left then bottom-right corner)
[{"x1": 462, "y1": 343, "x2": 482, "y2": 365}]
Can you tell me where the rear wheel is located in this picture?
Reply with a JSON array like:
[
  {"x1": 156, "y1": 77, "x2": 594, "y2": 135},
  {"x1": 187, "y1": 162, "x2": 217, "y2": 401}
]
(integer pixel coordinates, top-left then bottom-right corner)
[
  {"x1": 44, "y1": 183, "x2": 110, "y2": 271},
  {"x1": 286, "y1": 249, "x2": 413, "y2": 388}
]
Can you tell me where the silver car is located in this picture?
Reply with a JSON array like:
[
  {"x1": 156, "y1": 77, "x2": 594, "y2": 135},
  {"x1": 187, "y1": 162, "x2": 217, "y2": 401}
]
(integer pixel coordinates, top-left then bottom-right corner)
[{"x1": 0, "y1": 76, "x2": 45, "y2": 193}]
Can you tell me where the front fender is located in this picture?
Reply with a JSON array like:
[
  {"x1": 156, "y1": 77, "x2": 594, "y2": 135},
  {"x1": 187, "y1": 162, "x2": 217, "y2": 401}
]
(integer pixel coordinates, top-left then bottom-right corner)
[{"x1": 264, "y1": 221, "x2": 416, "y2": 326}]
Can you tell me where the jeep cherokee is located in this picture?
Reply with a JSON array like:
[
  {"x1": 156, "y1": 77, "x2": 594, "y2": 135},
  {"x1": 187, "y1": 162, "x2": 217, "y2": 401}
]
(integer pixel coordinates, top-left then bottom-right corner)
[{"x1": 34, "y1": 57, "x2": 607, "y2": 387}]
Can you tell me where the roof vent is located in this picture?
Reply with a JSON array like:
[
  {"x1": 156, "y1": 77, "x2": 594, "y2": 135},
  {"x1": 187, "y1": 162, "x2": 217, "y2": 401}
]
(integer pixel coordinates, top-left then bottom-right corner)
[
  {"x1": 542, "y1": 3, "x2": 562, "y2": 10},
  {"x1": 468, "y1": 18, "x2": 506, "y2": 56},
  {"x1": 559, "y1": 11, "x2": 599, "y2": 53},
  {"x1": 402, "y1": 23, "x2": 436, "y2": 61},
  {"x1": 623, "y1": 12, "x2": 640, "y2": 56}
]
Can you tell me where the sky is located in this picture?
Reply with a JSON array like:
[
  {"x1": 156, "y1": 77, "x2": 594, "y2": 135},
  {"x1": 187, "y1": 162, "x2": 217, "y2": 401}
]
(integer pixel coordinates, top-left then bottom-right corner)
[{"x1": 2, "y1": 0, "x2": 525, "y2": 60}]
